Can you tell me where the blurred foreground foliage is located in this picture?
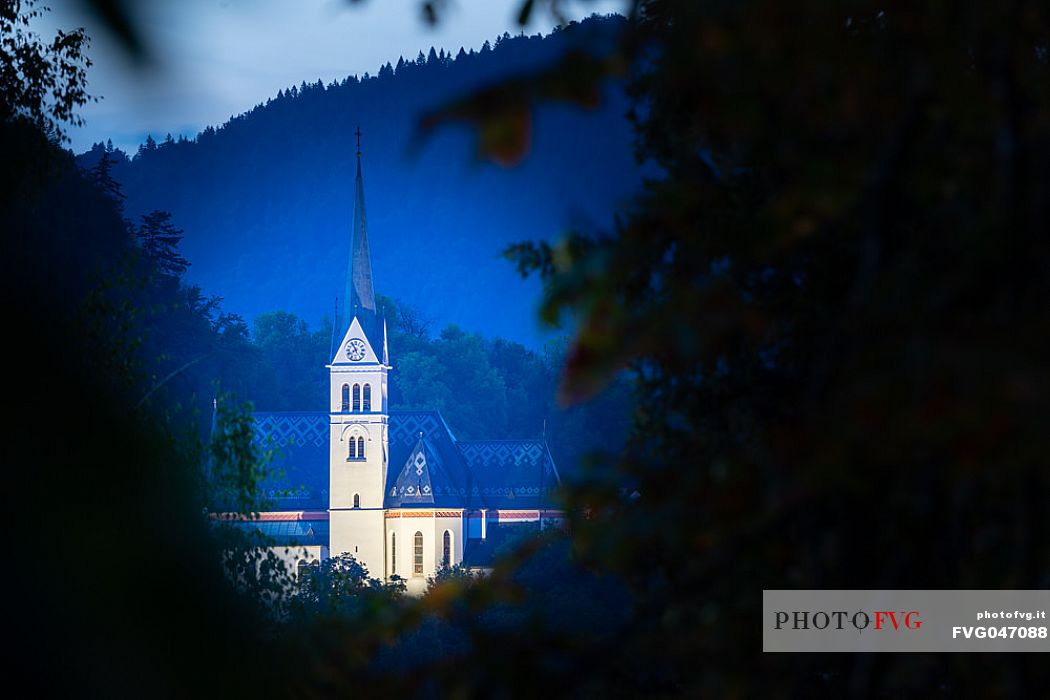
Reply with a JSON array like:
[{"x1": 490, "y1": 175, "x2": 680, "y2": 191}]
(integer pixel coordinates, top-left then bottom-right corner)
[
  {"x1": 425, "y1": 0, "x2": 1050, "y2": 693},
  {"x1": 501, "y1": 0, "x2": 1050, "y2": 695},
  {"x1": 7, "y1": 0, "x2": 1050, "y2": 697}
]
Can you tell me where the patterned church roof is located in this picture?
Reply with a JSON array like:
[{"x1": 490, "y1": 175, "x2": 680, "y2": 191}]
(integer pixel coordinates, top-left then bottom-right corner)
[
  {"x1": 250, "y1": 411, "x2": 559, "y2": 510},
  {"x1": 253, "y1": 412, "x2": 330, "y2": 510},
  {"x1": 389, "y1": 435, "x2": 445, "y2": 507},
  {"x1": 457, "y1": 440, "x2": 560, "y2": 510}
]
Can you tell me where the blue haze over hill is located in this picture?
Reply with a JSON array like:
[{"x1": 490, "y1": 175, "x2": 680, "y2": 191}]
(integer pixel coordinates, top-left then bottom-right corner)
[{"x1": 79, "y1": 17, "x2": 640, "y2": 346}]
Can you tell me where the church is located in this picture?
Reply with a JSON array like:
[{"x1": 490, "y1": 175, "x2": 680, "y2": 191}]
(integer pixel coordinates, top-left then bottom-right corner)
[{"x1": 235, "y1": 139, "x2": 562, "y2": 593}]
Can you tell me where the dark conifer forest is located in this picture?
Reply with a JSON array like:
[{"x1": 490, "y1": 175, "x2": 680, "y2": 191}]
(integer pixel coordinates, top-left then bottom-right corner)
[{"x1": 75, "y1": 15, "x2": 640, "y2": 347}]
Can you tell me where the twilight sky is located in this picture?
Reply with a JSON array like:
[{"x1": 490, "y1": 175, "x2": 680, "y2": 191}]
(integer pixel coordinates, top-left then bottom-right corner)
[{"x1": 37, "y1": 0, "x2": 625, "y2": 154}]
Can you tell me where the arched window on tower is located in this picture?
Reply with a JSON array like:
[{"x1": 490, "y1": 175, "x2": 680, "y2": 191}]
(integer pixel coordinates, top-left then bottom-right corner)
[
  {"x1": 363, "y1": 384, "x2": 371, "y2": 412},
  {"x1": 352, "y1": 384, "x2": 361, "y2": 412},
  {"x1": 390, "y1": 532, "x2": 397, "y2": 576},
  {"x1": 357, "y1": 436, "x2": 365, "y2": 459},
  {"x1": 341, "y1": 384, "x2": 349, "y2": 412},
  {"x1": 348, "y1": 437, "x2": 357, "y2": 460},
  {"x1": 353, "y1": 493, "x2": 360, "y2": 509},
  {"x1": 413, "y1": 531, "x2": 423, "y2": 576},
  {"x1": 442, "y1": 530, "x2": 451, "y2": 567}
]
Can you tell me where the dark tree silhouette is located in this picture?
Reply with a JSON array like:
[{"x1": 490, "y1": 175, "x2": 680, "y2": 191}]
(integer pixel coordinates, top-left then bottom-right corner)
[
  {"x1": 135, "y1": 210, "x2": 190, "y2": 277},
  {"x1": 90, "y1": 149, "x2": 126, "y2": 204}
]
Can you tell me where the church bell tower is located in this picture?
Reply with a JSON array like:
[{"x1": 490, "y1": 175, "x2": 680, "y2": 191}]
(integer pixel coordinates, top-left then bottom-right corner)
[{"x1": 328, "y1": 130, "x2": 390, "y2": 574}]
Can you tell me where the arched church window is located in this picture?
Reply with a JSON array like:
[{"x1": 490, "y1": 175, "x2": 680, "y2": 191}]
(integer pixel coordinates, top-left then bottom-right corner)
[
  {"x1": 341, "y1": 384, "x2": 349, "y2": 412},
  {"x1": 390, "y1": 532, "x2": 396, "y2": 575},
  {"x1": 363, "y1": 384, "x2": 371, "y2": 412},
  {"x1": 296, "y1": 558, "x2": 310, "y2": 583},
  {"x1": 348, "y1": 438, "x2": 356, "y2": 460},
  {"x1": 357, "y1": 436, "x2": 365, "y2": 458},
  {"x1": 353, "y1": 493, "x2": 360, "y2": 509},
  {"x1": 442, "y1": 530, "x2": 451, "y2": 567},
  {"x1": 352, "y1": 384, "x2": 361, "y2": 412},
  {"x1": 413, "y1": 531, "x2": 423, "y2": 576}
]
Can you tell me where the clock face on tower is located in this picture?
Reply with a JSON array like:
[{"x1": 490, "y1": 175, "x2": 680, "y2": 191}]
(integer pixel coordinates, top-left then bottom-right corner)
[{"x1": 345, "y1": 338, "x2": 367, "y2": 361}]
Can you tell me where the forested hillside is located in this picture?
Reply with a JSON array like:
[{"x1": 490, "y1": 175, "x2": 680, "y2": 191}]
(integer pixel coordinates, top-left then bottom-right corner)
[{"x1": 76, "y1": 15, "x2": 639, "y2": 347}]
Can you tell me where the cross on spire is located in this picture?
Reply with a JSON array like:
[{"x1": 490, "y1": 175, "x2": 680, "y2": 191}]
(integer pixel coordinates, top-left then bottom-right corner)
[{"x1": 354, "y1": 126, "x2": 363, "y2": 181}]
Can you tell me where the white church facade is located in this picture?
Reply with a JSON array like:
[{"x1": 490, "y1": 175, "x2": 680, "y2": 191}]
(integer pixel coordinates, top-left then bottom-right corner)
[{"x1": 229, "y1": 140, "x2": 562, "y2": 593}]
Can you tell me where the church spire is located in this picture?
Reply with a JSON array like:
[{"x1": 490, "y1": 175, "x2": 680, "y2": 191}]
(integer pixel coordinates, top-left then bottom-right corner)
[{"x1": 336, "y1": 127, "x2": 377, "y2": 353}]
